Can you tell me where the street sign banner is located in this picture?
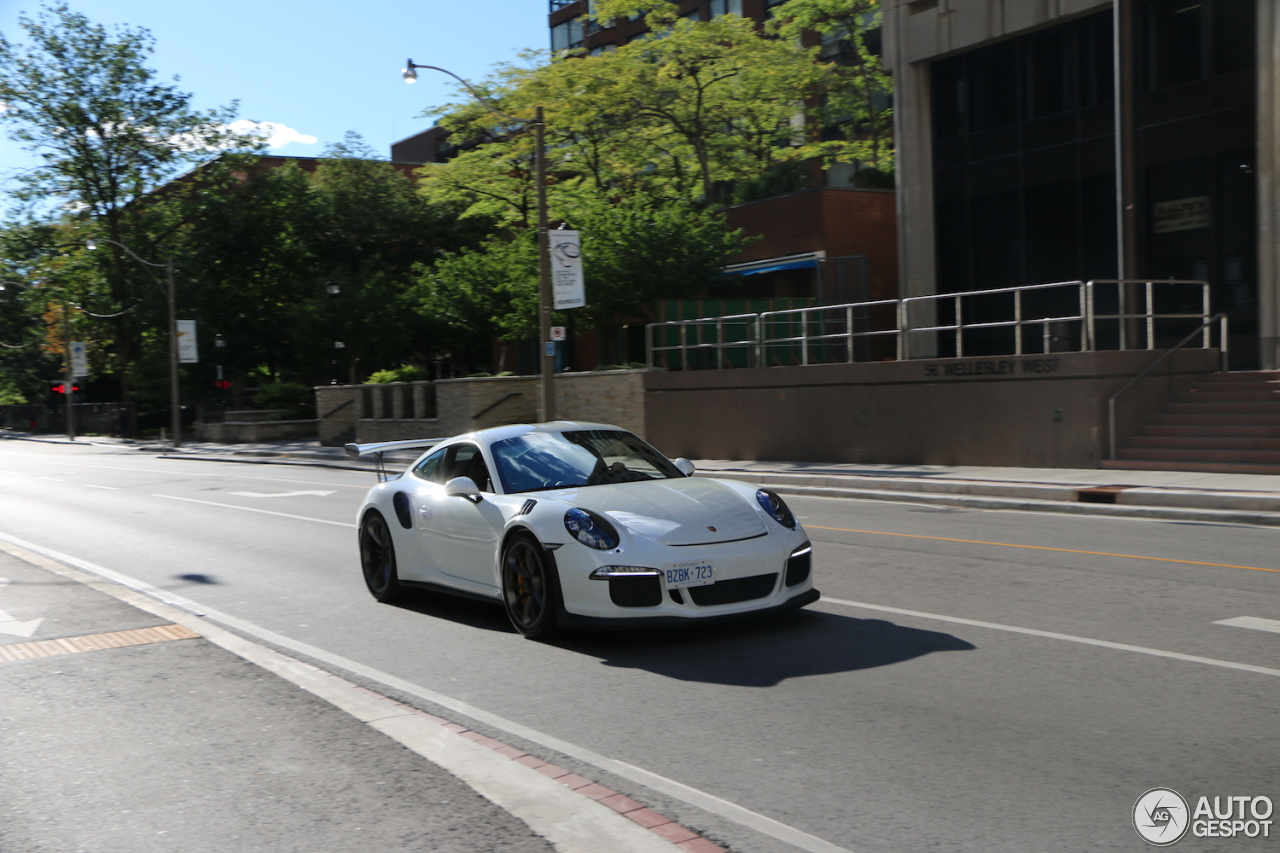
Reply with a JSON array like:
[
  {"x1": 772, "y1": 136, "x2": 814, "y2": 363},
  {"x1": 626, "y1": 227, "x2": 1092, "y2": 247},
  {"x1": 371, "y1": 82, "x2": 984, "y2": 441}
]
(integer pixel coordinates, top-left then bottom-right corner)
[
  {"x1": 69, "y1": 341, "x2": 88, "y2": 378},
  {"x1": 551, "y1": 230, "x2": 585, "y2": 310},
  {"x1": 177, "y1": 320, "x2": 199, "y2": 363}
]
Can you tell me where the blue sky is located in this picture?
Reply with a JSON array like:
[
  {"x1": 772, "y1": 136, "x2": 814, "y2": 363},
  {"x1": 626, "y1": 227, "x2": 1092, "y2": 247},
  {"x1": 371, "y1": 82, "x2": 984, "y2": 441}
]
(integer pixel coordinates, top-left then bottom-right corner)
[{"x1": 0, "y1": 0, "x2": 549, "y2": 184}]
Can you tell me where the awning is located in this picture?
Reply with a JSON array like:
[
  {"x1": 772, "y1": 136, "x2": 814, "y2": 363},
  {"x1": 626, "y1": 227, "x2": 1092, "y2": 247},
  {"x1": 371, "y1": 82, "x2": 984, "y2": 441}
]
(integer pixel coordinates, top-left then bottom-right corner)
[{"x1": 723, "y1": 254, "x2": 823, "y2": 276}]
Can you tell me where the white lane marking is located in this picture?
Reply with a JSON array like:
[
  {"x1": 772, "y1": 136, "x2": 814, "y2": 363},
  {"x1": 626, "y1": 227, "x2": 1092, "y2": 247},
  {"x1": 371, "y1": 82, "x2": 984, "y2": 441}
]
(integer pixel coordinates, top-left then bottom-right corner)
[
  {"x1": 1214, "y1": 616, "x2": 1280, "y2": 635},
  {"x1": 821, "y1": 597, "x2": 1280, "y2": 678},
  {"x1": 36, "y1": 477, "x2": 62, "y2": 482},
  {"x1": 152, "y1": 494, "x2": 355, "y2": 528},
  {"x1": 0, "y1": 530, "x2": 857, "y2": 853},
  {"x1": 227, "y1": 490, "x2": 336, "y2": 498},
  {"x1": 85, "y1": 484, "x2": 118, "y2": 490},
  {"x1": 0, "y1": 578, "x2": 44, "y2": 637}
]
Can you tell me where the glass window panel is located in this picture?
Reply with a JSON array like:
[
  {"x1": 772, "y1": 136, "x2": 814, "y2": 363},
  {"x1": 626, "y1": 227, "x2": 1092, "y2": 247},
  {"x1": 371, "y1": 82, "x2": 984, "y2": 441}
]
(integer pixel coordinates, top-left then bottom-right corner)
[{"x1": 1146, "y1": 0, "x2": 1205, "y2": 90}]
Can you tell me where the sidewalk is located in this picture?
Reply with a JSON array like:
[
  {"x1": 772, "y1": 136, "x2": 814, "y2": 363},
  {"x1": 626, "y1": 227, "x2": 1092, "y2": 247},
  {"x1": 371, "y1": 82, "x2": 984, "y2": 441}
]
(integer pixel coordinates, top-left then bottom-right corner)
[
  {"x1": 22, "y1": 432, "x2": 1280, "y2": 526},
  {"x1": 0, "y1": 536, "x2": 710, "y2": 853}
]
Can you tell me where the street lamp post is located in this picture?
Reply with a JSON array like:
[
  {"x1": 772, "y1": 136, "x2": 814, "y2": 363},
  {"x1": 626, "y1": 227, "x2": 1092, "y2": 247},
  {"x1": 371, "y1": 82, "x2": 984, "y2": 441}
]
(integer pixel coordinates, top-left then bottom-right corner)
[
  {"x1": 326, "y1": 279, "x2": 342, "y2": 385},
  {"x1": 403, "y1": 60, "x2": 556, "y2": 422},
  {"x1": 88, "y1": 239, "x2": 181, "y2": 447}
]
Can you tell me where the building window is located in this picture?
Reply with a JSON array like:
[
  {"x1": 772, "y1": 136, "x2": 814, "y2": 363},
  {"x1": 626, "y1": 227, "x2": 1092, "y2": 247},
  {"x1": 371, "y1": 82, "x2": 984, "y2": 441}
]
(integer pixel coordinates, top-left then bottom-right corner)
[
  {"x1": 1143, "y1": 0, "x2": 1255, "y2": 91},
  {"x1": 709, "y1": 0, "x2": 743, "y2": 17},
  {"x1": 551, "y1": 17, "x2": 584, "y2": 51},
  {"x1": 930, "y1": 13, "x2": 1120, "y2": 293}
]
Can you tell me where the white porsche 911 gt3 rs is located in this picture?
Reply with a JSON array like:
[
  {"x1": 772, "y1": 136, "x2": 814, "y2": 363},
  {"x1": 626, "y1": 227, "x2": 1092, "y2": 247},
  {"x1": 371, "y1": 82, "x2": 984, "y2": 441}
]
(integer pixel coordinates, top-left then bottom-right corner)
[{"x1": 348, "y1": 422, "x2": 819, "y2": 638}]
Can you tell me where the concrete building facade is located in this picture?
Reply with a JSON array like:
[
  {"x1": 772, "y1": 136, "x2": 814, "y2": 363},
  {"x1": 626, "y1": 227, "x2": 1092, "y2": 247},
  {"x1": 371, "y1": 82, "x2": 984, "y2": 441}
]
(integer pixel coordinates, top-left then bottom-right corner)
[{"x1": 884, "y1": 0, "x2": 1279, "y2": 368}]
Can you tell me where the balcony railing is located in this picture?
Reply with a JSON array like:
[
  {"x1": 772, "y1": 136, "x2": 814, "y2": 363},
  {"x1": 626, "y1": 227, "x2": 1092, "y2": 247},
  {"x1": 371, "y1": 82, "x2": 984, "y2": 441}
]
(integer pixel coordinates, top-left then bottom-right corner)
[{"x1": 646, "y1": 280, "x2": 1225, "y2": 369}]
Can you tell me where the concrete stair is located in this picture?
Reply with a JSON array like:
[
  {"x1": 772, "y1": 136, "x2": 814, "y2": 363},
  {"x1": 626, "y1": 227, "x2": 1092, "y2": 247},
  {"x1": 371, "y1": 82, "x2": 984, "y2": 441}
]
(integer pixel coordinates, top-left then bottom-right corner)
[{"x1": 1101, "y1": 371, "x2": 1280, "y2": 474}]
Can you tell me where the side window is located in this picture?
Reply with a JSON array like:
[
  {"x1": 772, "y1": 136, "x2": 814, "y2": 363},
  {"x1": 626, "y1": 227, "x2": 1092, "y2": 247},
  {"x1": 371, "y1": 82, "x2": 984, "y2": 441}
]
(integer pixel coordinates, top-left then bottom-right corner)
[
  {"x1": 411, "y1": 447, "x2": 448, "y2": 483},
  {"x1": 446, "y1": 444, "x2": 494, "y2": 493}
]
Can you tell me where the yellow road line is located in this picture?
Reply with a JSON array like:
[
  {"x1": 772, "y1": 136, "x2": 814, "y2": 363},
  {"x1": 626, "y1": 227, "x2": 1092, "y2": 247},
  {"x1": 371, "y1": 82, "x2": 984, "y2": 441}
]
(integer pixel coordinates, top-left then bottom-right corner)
[{"x1": 808, "y1": 525, "x2": 1280, "y2": 574}]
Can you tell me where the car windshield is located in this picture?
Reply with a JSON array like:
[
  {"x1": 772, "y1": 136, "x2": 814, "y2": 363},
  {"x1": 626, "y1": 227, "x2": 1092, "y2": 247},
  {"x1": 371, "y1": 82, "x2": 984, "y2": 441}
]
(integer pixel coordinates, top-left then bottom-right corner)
[{"x1": 490, "y1": 429, "x2": 684, "y2": 494}]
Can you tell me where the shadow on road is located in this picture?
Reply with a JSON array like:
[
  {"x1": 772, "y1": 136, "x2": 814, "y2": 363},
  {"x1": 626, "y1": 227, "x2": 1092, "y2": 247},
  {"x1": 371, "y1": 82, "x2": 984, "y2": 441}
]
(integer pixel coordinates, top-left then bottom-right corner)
[{"x1": 554, "y1": 609, "x2": 976, "y2": 686}]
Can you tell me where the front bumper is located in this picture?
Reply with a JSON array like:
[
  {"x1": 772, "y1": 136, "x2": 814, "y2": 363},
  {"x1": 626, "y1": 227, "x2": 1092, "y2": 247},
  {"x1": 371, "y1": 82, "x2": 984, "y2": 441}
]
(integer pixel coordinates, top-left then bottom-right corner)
[
  {"x1": 557, "y1": 587, "x2": 821, "y2": 630},
  {"x1": 553, "y1": 529, "x2": 817, "y2": 624}
]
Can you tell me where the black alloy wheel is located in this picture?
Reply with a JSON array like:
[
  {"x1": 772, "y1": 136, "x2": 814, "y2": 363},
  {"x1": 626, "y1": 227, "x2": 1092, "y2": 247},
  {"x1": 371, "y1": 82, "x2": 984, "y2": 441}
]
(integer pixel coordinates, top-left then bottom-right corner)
[
  {"x1": 359, "y1": 511, "x2": 404, "y2": 603},
  {"x1": 501, "y1": 535, "x2": 559, "y2": 639}
]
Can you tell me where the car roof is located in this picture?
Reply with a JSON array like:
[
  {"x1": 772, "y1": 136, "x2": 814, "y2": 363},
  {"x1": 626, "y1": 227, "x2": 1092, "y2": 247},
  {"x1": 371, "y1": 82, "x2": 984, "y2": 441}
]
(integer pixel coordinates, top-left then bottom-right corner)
[{"x1": 454, "y1": 421, "x2": 627, "y2": 448}]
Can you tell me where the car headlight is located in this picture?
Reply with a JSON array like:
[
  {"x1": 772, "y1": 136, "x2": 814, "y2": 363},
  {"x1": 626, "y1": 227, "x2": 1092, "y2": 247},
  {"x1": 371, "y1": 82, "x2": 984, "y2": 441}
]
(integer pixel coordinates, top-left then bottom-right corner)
[
  {"x1": 756, "y1": 489, "x2": 796, "y2": 529},
  {"x1": 564, "y1": 508, "x2": 620, "y2": 550}
]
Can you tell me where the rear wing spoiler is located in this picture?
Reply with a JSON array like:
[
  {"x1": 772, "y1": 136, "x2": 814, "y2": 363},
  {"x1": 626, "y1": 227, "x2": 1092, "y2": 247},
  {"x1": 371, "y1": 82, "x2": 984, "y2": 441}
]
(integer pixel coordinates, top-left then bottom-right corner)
[{"x1": 344, "y1": 438, "x2": 444, "y2": 481}]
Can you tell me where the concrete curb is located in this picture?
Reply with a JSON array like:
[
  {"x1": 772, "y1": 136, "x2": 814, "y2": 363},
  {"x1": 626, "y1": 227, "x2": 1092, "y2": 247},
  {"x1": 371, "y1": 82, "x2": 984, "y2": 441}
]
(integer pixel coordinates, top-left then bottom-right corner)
[{"x1": 734, "y1": 480, "x2": 1280, "y2": 527}]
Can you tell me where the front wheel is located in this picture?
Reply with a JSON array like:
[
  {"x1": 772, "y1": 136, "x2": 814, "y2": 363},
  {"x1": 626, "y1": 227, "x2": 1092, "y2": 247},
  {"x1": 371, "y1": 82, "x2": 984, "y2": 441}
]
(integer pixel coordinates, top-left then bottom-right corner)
[
  {"x1": 501, "y1": 535, "x2": 560, "y2": 639},
  {"x1": 359, "y1": 511, "x2": 405, "y2": 603}
]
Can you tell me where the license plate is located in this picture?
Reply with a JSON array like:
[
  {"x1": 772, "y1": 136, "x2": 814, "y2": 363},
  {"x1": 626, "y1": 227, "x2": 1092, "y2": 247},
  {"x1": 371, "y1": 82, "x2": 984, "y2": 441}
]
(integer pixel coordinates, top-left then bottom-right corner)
[{"x1": 665, "y1": 559, "x2": 715, "y2": 589}]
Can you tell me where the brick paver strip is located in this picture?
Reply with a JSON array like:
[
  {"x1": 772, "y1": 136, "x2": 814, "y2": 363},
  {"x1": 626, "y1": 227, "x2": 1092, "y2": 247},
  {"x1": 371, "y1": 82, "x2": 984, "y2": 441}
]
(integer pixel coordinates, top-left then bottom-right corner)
[
  {"x1": 380, "y1": 700, "x2": 734, "y2": 850},
  {"x1": 513, "y1": 755, "x2": 547, "y2": 770},
  {"x1": 624, "y1": 808, "x2": 672, "y2": 828},
  {"x1": 533, "y1": 763, "x2": 571, "y2": 780},
  {"x1": 574, "y1": 783, "x2": 616, "y2": 799},
  {"x1": 599, "y1": 792, "x2": 646, "y2": 814},
  {"x1": 0, "y1": 625, "x2": 200, "y2": 663},
  {"x1": 649, "y1": 822, "x2": 700, "y2": 844}
]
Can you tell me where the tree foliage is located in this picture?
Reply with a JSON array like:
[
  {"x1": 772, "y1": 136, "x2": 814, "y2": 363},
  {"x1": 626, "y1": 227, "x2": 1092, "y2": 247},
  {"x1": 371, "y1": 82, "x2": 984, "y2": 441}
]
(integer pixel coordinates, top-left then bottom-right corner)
[
  {"x1": 418, "y1": 15, "x2": 823, "y2": 222},
  {"x1": 768, "y1": 0, "x2": 893, "y2": 175},
  {"x1": 0, "y1": 3, "x2": 259, "y2": 399},
  {"x1": 173, "y1": 141, "x2": 489, "y2": 388},
  {"x1": 413, "y1": 196, "x2": 750, "y2": 371}
]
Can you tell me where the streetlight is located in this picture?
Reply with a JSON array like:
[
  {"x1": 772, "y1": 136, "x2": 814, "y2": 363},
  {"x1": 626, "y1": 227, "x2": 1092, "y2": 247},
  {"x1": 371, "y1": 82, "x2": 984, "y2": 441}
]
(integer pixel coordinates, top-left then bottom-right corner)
[
  {"x1": 326, "y1": 279, "x2": 343, "y2": 385},
  {"x1": 86, "y1": 239, "x2": 181, "y2": 447},
  {"x1": 403, "y1": 59, "x2": 556, "y2": 421}
]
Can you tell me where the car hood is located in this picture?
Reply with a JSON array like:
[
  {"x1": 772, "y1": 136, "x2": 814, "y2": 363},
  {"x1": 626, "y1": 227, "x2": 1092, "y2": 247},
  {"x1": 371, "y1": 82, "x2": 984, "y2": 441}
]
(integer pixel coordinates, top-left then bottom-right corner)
[{"x1": 568, "y1": 477, "x2": 767, "y2": 546}]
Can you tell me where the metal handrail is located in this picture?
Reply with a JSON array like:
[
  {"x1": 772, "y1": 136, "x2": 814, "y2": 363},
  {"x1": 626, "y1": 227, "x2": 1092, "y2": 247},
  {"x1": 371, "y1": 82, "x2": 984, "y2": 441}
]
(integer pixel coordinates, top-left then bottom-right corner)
[
  {"x1": 1086, "y1": 279, "x2": 1213, "y2": 351},
  {"x1": 472, "y1": 392, "x2": 523, "y2": 421},
  {"x1": 645, "y1": 279, "x2": 1220, "y2": 369},
  {"x1": 646, "y1": 313, "x2": 759, "y2": 370},
  {"x1": 901, "y1": 280, "x2": 1087, "y2": 359},
  {"x1": 1106, "y1": 312, "x2": 1229, "y2": 460},
  {"x1": 757, "y1": 299, "x2": 902, "y2": 365}
]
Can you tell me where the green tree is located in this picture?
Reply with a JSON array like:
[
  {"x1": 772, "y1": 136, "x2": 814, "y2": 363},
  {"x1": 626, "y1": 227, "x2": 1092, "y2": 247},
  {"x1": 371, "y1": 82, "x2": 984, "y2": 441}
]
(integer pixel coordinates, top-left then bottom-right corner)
[
  {"x1": 413, "y1": 196, "x2": 749, "y2": 370},
  {"x1": 768, "y1": 0, "x2": 894, "y2": 176},
  {"x1": 418, "y1": 14, "x2": 822, "y2": 221},
  {"x1": 176, "y1": 138, "x2": 489, "y2": 388},
  {"x1": 0, "y1": 3, "x2": 258, "y2": 399}
]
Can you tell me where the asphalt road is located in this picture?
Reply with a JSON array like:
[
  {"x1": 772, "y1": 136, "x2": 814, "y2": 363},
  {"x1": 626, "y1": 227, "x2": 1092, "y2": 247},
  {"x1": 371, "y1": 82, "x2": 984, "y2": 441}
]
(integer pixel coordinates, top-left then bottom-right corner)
[{"x1": 1, "y1": 438, "x2": 1277, "y2": 853}]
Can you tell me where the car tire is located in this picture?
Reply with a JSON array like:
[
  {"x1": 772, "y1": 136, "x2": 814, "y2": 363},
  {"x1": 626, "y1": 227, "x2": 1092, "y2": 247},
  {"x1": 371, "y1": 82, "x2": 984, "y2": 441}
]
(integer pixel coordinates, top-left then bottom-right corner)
[
  {"x1": 360, "y1": 511, "x2": 405, "y2": 603},
  {"x1": 501, "y1": 534, "x2": 560, "y2": 639}
]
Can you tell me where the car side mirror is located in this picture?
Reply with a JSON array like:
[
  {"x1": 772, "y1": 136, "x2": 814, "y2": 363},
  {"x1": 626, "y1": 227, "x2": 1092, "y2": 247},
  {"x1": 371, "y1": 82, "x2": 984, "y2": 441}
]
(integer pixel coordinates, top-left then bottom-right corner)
[
  {"x1": 444, "y1": 476, "x2": 482, "y2": 502},
  {"x1": 673, "y1": 457, "x2": 695, "y2": 477}
]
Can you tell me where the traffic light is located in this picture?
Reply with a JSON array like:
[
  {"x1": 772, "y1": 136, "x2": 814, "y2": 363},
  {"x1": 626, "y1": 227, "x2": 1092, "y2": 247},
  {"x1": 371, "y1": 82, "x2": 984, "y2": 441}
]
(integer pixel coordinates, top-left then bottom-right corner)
[{"x1": 214, "y1": 379, "x2": 232, "y2": 390}]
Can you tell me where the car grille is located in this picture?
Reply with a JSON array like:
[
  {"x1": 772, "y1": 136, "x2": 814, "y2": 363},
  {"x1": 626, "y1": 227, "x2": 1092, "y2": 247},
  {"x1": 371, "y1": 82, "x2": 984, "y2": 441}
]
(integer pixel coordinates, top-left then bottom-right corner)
[
  {"x1": 609, "y1": 575, "x2": 663, "y2": 607},
  {"x1": 785, "y1": 544, "x2": 811, "y2": 587},
  {"x1": 688, "y1": 573, "x2": 778, "y2": 606}
]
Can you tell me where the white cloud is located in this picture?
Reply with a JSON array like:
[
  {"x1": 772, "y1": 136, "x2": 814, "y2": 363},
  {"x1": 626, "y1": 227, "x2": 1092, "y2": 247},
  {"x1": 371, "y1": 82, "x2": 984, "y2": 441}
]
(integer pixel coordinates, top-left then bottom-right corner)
[{"x1": 226, "y1": 120, "x2": 318, "y2": 149}]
